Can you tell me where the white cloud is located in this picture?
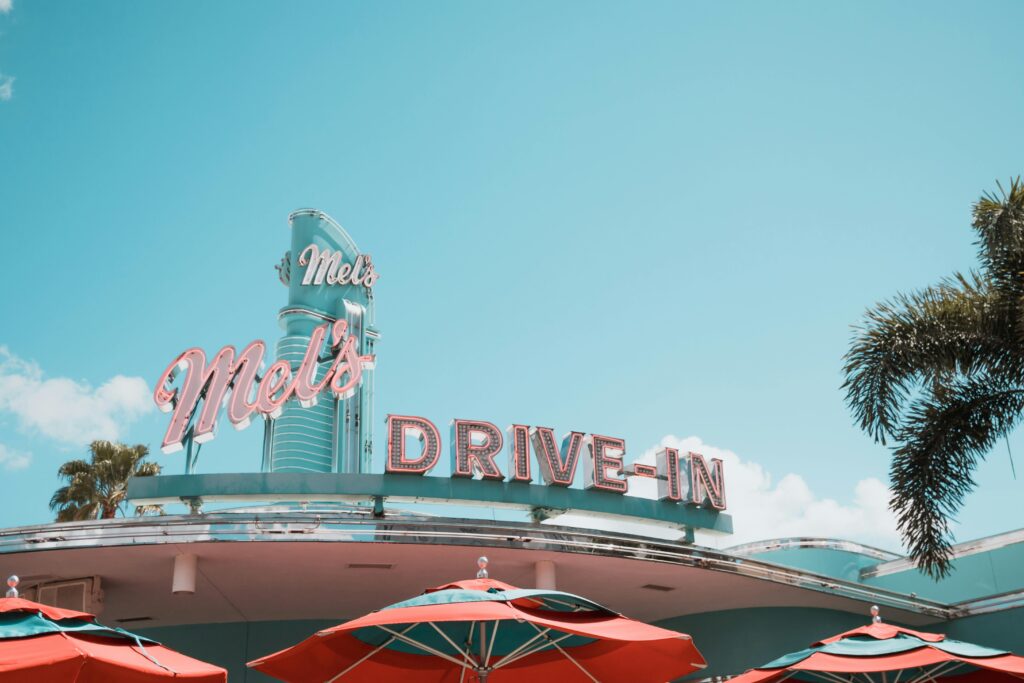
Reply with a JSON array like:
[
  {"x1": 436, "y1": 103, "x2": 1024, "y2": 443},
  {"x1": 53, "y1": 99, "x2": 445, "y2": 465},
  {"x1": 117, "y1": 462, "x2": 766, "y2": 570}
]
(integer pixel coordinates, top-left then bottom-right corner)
[
  {"x1": 0, "y1": 0, "x2": 11, "y2": 14},
  {"x1": 0, "y1": 74, "x2": 12, "y2": 102},
  {"x1": 546, "y1": 434, "x2": 902, "y2": 552},
  {"x1": 0, "y1": 346, "x2": 153, "y2": 445},
  {"x1": 0, "y1": 443, "x2": 30, "y2": 470}
]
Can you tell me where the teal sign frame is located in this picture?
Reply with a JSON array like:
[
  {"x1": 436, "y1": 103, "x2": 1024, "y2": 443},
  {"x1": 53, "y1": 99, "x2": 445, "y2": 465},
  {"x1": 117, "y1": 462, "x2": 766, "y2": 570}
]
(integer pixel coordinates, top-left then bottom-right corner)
[{"x1": 127, "y1": 473, "x2": 733, "y2": 538}]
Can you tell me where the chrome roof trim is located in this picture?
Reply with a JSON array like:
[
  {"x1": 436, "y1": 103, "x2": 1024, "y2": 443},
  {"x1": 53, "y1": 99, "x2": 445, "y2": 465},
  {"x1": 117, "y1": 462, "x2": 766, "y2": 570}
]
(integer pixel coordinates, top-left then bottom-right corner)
[
  {"x1": 0, "y1": 511, "x2": 958, "y2": 620},
  {"x1": 953, "y1": 588, "x2": 1024, "y2": 616},
  {"x1": 861, "y1": 527, "x2": 1024, "y2": 579},
  {"x1": 725, "y1": 537, "x2": 902, "y2": 562}
]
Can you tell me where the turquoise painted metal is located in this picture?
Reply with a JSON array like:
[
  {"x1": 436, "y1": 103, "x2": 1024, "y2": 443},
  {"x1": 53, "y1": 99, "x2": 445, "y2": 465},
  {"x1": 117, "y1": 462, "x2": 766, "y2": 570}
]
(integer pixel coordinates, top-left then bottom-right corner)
[
  {"x1": 268, "y1": 209, "x2": 378, "y2": 474},
  {"x1": 126, "y1": 472, "x2": 733, "y2": 535},
  {"x1": 762, "y1": 634, "x2": 1007, "y2": 667},
  {"x1": 0, "y1": 612, "x2": 159, "y2": 643},
  {"x1": 862, "y1": 538, "x2": 1024, "y2": 604}
]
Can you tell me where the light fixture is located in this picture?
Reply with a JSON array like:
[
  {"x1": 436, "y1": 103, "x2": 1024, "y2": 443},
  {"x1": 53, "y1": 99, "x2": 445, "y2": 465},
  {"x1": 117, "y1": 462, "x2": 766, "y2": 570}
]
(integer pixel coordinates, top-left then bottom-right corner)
[{"x1": 172, "y1": 554, "x2": 197, "y2": 594}]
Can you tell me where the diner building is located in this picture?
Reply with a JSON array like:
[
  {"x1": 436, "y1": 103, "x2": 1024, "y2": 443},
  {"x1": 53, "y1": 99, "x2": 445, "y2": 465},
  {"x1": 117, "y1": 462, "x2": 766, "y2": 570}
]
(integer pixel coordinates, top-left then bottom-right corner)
[{"x1": 1, "y1": 210, "x2": 1021, "y2": 681}]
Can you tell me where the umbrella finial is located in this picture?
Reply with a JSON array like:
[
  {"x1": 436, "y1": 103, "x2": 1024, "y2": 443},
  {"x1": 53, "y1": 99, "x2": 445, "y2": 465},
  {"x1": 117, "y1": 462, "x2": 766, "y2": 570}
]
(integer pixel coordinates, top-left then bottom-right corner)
[
  {"x1": 6, "y1": 575, "x2": 18, "y2": 599},
  {"x1": 476, "y1": 556, "x2": 489, "y2": 579},
  {"x1": 870, "y1": 605, "x2": 881, "y2": 624}
]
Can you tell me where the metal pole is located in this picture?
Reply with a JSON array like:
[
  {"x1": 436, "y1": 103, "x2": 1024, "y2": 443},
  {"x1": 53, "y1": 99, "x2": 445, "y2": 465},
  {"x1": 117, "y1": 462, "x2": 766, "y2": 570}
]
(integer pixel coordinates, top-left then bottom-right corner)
[{"x1": 479, "y1": 623, "x2": 487, "y2": 681}]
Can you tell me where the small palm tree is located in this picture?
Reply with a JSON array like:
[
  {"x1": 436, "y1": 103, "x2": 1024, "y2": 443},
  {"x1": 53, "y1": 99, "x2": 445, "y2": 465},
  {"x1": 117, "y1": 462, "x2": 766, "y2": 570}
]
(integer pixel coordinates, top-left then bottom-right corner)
[
  {"x1": 843, "y1": 178, "x2": 1024, "y2": 578},
  {"x1": 50, "y1": 441, "x2": 162, "y2": 521}
]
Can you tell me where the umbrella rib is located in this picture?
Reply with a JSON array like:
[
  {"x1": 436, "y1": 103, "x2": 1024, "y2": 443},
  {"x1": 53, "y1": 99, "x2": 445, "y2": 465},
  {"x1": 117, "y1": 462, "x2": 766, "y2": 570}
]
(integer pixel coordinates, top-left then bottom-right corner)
[
  {"x1": 803, "y1": 669, "x2": 856, "y2": 683},
  {"x1": 377, "y1": 625, "x2": 475, "y2": 668},
  {"x1": 464, "y1": 621, "x2": 477, "y2": 669},
  {"x1": 58, "y1": 628, "x2": 175, "y2": 676},
  {"x1": 490, "y1": 629, "x2": 552, "y2": 669},
  {"x1": 904, "y1": 663, "x2": 944, "y2": 683},
  {"x1": 427, "y1": 621, "x2": 478, "y2": 668},
  {"x1": 117, "y1": 629, "x2": 175, "y2": 674},
  {"x1": 525, "y1": 623, "x2": 599, "y2": 683},
  {"x1": 538, "y1": 597, "x2": 582, "y2": 611},
  {"x1": 909, "y1": 661, "x2": 963, "y2": 683},
  {"x1": 325, "y1": 623, "x2": 420, "y2": 683},
  {"x1": 485, "y1": 621, "x2": 500, "y2": 666},
  {"x1": 493, "y1": 632, "x2": 576, "y2": 670}
]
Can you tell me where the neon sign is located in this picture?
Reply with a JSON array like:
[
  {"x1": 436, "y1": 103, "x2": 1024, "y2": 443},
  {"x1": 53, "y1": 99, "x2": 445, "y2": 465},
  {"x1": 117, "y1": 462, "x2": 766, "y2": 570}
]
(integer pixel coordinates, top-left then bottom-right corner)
[
  {"x1": 145, "y1": 208, "x2": 729, "y2": 523},
  {"x1": 385, "y1": 415, "x2": 727, "y2": 510},
  {"x1": 153, "y1": 320, "x2": 375, "y2": 454},
  {"x1": 297, "y1": 244, "x2": 379, "y2": 288}
]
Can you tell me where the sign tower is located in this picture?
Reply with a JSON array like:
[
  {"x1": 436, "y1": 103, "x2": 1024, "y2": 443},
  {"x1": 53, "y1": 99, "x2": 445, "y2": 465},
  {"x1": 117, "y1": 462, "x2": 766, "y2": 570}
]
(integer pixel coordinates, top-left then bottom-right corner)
[{"x1": 267, "y1": 209, "x2": 379, "y2": 473}]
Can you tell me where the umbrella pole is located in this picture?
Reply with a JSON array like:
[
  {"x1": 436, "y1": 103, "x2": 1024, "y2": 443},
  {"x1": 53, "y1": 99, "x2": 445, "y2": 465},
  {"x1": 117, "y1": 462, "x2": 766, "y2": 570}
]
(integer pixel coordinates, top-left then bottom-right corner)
[{"x1": 479, "y1": 623, "x2": 488, "y2": 682}]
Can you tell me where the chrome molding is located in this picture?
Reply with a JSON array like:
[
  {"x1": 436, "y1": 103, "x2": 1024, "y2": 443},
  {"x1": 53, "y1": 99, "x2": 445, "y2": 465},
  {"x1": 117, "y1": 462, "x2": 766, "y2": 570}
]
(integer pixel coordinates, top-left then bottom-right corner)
[
  {"x1": 287, "y1": 209, "x2": 359, "y2": 254},
  {"x1": 953, "y1": 588, "x2": 1024, "y2": 616},
  {"x1": 726, "y1": 537, "x2": 902, "y2": 562},
  {"x1": 0, "y1": 511, "x2": 958, "y2": 620},
  {"x1": 861, "y1": 528, "x2": 1024, "y2": 579},
  {"x1": 277, "y1": 306, "x2": 337, "y2": 323}
]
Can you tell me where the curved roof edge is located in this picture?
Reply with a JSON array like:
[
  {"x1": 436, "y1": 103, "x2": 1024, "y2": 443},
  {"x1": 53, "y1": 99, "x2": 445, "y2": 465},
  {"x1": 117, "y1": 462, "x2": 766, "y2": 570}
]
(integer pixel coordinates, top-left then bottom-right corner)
[
  {"x1": 726, "y1": 538, "x2": 903, "y2": 562},
  {"x1": 0, "y1": 511, "x2": 955, "y2": 621},
  {"x1": 863, "y1": 526, "x2": 1024, "y2": 579}
]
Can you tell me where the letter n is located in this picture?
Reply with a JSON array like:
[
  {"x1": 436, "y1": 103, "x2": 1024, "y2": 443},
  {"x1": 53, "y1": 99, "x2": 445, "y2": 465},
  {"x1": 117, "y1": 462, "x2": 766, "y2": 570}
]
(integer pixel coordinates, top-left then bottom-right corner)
[{"x1": 682, "y1": 452, "x2": 726, "y2": 510}]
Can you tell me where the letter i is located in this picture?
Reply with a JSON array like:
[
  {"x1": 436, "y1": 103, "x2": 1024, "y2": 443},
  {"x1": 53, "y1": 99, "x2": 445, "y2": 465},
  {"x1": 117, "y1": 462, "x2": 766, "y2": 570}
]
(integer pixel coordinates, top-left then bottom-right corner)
[{"x1": 656, "y1": 447, "x2": 682, "y2": 502}]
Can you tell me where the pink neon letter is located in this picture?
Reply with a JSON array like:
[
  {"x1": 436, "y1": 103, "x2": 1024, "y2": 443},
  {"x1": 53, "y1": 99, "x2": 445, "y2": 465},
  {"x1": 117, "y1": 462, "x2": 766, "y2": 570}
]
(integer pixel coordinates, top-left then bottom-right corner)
[
  {"x1": 584, "y1": 434, "x2": 628, "y2": 493},
  {"x1": 683, "y1": 452, "x2": 727, "y2": 510},
  {"x1": 226, "y1": 340, "x2": 267, "y2": 431},
  {"x1": 656, "y1": 447, "x2": 682, "y2": 502},
  {"x1": 530, "y1": 428, "x2": 585, "y2": 487},
  {"x1": 256, "y1": 360, "x2": 293, "y2": 418},
  {"x1": 290, "y1": 323, "x2": 335, "y2": 408},
  {"x1": 386, "y1": 415, "x2": 441, "y2": 474},
  {"x1": 506, "y1": 424, "x2": 532, "y2": 483},
  {"x1": 153, "y1": 346, "x2": 237, "y2": 454},
  {"x1": 450, "y1": 419, "x2": 504, "y2": 480}
]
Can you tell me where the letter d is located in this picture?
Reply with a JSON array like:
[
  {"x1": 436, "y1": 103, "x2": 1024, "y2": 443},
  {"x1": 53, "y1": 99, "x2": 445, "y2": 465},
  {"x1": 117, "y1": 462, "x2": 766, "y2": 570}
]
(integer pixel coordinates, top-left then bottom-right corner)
[{"x1": 385, "y1": 415, "x2": 441, "y2": 474}]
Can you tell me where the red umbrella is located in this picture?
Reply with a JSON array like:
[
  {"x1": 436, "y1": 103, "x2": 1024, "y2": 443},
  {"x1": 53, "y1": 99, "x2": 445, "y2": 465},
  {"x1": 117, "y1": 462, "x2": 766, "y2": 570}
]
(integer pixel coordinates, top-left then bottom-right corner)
[
  {"x1": 249, "y1": 558, "x2": 705, "y2": 682},
  {"x1": 0, "y1": 576, "x2": 226, "y2": 683},
  {"x1": 729, "y1": 607, "x2": 1024, "y2": 683}
]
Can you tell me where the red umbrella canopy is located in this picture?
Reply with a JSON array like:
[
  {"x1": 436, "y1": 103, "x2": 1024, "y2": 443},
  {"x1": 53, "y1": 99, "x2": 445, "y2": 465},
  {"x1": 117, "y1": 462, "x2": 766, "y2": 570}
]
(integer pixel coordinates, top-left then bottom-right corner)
[
  {"x1": 0, "y1": 578, "x2": 226, "y2": 683},
  {"x1": 249, "y1": 560, "x2": 706, "y2": 683},
  {"x1": 729, "y1": 609, "x2": 1024, "y2": 683}
]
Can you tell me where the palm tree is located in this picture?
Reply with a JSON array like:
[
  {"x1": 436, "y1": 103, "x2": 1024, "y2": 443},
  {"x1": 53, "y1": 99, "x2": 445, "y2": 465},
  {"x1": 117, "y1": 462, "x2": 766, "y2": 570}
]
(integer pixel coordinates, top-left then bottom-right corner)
[
  {"x1": 50, "y1": 441, "x2": 162, "y2": 522},
  {"x1": 843, "y1": 178, "x2": 1024, "y2": 579}
]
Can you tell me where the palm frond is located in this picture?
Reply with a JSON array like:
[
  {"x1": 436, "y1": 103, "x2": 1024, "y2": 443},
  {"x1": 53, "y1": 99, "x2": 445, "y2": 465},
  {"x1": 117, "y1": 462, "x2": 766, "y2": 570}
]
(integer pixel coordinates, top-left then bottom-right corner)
[
  {"x1": 133, "y1": 462, "x2": 162, "y2": 477},
  {"x1": 843, "y1": 273, "x2": 1016, "y2": 443},
  {"x1": 51, "y1": 441, "x2": 161, "y2": 522},
  {"x1": 56, "y1": 459, "x2": 92, "y2": 478},
  {"x1": 890, "y1": 376, "x2": 1024, "y2": 578},
  {"x1": 973, "y1": 177, "x2": 1024, "y2": 297}
]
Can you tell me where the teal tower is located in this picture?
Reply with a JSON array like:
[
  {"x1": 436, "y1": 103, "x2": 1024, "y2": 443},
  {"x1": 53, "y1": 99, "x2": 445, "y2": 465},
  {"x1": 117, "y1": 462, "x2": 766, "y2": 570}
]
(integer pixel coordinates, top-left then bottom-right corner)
[{"x1": 265, "y1": 209, "x2": 379, "y2": 473}]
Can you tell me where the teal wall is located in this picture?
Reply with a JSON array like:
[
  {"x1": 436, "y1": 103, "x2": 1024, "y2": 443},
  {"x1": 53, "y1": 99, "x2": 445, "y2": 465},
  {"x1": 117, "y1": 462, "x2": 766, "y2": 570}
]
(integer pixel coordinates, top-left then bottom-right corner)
[
  {"x1": 862, "y1": 542, "x2": 1024, "y2": 604},
  {"x1": 744, "y1": 548, "x2": 889, "y2": 583},
  {"x1": 942, "y1": 608, "x2": 1024, "y2": 651}
]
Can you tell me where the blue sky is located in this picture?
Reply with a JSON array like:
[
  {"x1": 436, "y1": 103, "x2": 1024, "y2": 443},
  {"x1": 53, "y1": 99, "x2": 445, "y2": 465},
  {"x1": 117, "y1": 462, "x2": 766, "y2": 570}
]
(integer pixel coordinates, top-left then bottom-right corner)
[{"x1": 1, "y1": 1, "x2": 1023, "y2": 549}]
